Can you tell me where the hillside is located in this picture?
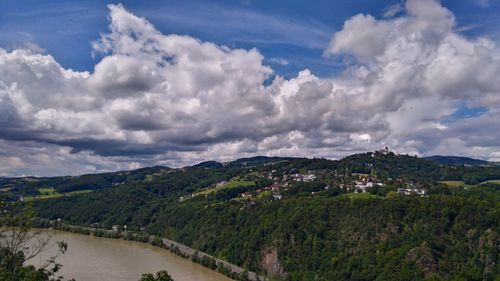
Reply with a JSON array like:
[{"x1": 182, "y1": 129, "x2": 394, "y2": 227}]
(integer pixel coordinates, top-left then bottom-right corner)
[
  {"x1": 192, "y1": 161, "x2": 224, "y2": 169},
  {"x1": 225, "y1": 156, "x2": 295, "y2": 168},
  {"x1": 424, "y1": 155, "x2": 490, "y2": 166},
  {"x1": 2, "y1": 150, "x2": 499, "y2": 280}
]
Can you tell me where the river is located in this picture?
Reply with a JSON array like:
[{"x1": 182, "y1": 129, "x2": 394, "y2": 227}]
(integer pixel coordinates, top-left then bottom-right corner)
[{"x1": 25, "y1": 229, "x2": 232, "y2": 281}]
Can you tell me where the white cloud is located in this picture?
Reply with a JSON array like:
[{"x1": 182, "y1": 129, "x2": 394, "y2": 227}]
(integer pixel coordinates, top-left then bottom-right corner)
[
  {"x1": 325, "y1": 0, "x2": 499, "y2": 156},
  {"x1": 0, "y1": 0, "x2": 499, "y2": 176},
  {"x1": 326, "y1": 14, "x2": 393, "y2": 60},
  {"x1": 269, "y1": 58, "x2": 290, "y2": 66},
  {"x1": 383, "y1": 3, "x2": 404, "y2": 18}
]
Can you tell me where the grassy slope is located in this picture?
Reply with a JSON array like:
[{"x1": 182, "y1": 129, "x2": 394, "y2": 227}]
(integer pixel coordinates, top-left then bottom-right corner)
[
  {"x1": 24, "y1": 188, "x2": 92, "y2": 201},
  {"x1": 194, "y1": 180, "x2": 255, "y2": 196}
]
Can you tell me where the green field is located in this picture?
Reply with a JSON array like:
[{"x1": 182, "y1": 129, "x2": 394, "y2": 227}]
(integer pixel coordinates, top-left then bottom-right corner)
[
  {"x1": 221, "y1": 180, "x2": 255, "y2": 189},
  {"x1": 256, "y1": 190, "x2": 271, "y2": 199},
  {"x1": 194, "y1": 180, "x2": 255, "y2": 196},
  {"x1": 68, "y1": 189, "x2": 93, "y2": 195},
  {"x1": 440, "y1": 181, "x2": 466, "y2": 187},
  {"x1": 440, "y1": 180, "x2": 500, "y2": 188},
  {"x1": 478, "y1": 180, "x2": 500, "y2": 185},
  {"x1": 24, "y1": 188, "x2": 92, "y2": 201},
  {"x1": 24, "y1": 187, "x2": 63, "y2": 200},
  {"x1": 145, "y1": 172, "x2": 165, "y2": 182},
  {"x1": 38, "y1": 187, "x2": 58, "y2": 195}
]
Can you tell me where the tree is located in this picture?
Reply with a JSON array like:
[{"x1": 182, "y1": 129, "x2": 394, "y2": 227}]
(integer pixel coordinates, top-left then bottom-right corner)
[
  {"x1": 138, "y1": 270, "x2": 173, "y2": 281},
  {"x1": 386, "y1": 191, "x2": 397, "y2": 199},
  {"x1": 0, "y1": 199, "x2": 71, "y2": 281},
  {"x1": 238, "y1": 270, "x2": 249, "y2": 281}
]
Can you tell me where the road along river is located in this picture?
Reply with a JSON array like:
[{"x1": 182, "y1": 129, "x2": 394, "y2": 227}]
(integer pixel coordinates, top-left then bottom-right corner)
[{"x1": 25, "y1": 229, "x2": 232, "y2": 281}]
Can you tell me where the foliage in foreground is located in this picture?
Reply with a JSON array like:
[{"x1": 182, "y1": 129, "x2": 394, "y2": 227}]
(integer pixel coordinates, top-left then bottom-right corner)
[
  {"x1": 139, "y1": 270, "x2": 174, "y2": 281},
  {"x1": 1, "y1": 199, "x2": 178, "y2": 281},
  {"x1": 0, "y1": 200, "x2": 71, "y2": 281}
]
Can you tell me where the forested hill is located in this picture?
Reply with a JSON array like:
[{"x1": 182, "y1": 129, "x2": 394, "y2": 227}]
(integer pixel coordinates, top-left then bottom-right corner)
[
  {"x1": 2, "y1": 150, "x2": 500, "y2": 280},
  {"x1": 337, "y1": 151, "x2": 499, "y2": 184},
  {"x1": 191, "y1": 156, "x2": 293, "y2": 169},
  {"x1": 424, "y1": 155, "x2": 490, "y2": 166}
]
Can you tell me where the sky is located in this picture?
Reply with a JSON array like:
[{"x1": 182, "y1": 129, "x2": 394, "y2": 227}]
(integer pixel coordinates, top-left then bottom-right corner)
[{"x1": 0, "y1": 0, "x2": 499, "y2": 176}]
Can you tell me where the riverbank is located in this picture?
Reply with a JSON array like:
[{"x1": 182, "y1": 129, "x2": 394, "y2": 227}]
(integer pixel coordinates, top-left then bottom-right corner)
[{"x1": 33, "y1": 219, "x2": 269, "y2": 281}]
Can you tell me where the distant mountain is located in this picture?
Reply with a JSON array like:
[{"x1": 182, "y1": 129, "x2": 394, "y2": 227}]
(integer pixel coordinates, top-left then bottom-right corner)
[
  {"x1": 192, "y1": 157, "x2": 293, "y2": 169},
  {"x1": 192, "y1": 161, "x2": 224, "y2": 169},
  {"x1": 424, "y1": 155, "x2": 489, "y2": 166},
  {"x1": 130, "y1": 166, "x2": 170, "y2": 174},
  {"x1": 225, "y1": 156, "x2": 294, "y2": 168},
  {"x1": 0, "y1": 165, "x2": 171, "y2": 196}
]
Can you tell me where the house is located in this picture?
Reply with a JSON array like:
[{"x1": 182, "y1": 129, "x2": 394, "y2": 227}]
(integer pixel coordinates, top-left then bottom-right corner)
[
  {"x1": 397, "y1": 188, "x2": 427, "y2": 197},
  {"x1": 269, "y1": 182, "x2": 281, "y2": 191},
  {"x1": 291, "y1": 173, "x2": 316, "y2": 182},
  {"x1": 354, "y1": 181, "x2": 374, "y2": 192},
  {"x1": 303, "y1": 174, "x2": 316, "y2": 182},
  {"x1": 414, "y1": 189, "x2": 427, "y2": 196},
  {"x1": 216, "y1": 181, "x2": 227, "y2": 188},
  {"x1": 241, "y1": 192, "x2": 252, "y2": 198},
  {"x1": 397, "y1": 188, "x2": 410, "y2": 195}
]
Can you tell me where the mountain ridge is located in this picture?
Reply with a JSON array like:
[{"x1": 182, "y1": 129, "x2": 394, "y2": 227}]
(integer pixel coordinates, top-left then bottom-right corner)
[{"x1": 424, "y1": 155, "x2": 490, "y2": 166}]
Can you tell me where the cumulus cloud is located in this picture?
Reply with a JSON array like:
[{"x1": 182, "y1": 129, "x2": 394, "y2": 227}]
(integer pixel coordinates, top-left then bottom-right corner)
[
  {"x1": 326, "y1": 0, "x2": 500, "y2": 156},
  {"x1": 0, "y1": 0, "x2": 499, "y2": 176}
]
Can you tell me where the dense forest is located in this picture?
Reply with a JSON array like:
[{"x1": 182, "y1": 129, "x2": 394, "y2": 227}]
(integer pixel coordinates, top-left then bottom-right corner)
[{"x1": 2, "y1": 151, "x2": 499, "y2": 280}]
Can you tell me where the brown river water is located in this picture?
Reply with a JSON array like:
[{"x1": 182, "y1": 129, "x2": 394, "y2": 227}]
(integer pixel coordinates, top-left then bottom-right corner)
[{"x1": 25, "y1": 229, "x2": 232, "y2": 281}]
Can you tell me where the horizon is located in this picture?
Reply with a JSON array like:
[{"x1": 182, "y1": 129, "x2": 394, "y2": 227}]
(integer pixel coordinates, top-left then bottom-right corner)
[
  {"x1": 2, "y1": 151, "x2": 493, "y2": 178},
  {"x1": 1, "y1": 0, "x2": 500, "y2": 177}
]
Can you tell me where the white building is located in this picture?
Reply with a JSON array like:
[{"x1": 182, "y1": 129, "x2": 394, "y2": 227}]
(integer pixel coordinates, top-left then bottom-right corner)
[{"x1": 397, "y1": 188, "x2": 427, "y2": 197}]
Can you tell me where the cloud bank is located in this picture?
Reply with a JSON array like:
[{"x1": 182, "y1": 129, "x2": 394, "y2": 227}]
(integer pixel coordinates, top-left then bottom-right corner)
[{"x1": 1, "y1": 0, "x2": 499, "y2": 176}]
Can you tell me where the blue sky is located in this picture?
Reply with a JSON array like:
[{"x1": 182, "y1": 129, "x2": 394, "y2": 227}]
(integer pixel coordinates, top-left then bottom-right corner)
[
  {"x1": 1, "y1": 0, "x2": 500, "y2": 176},
  {"x1": 1, "y1": 0, "x2": 499, "y2": 78}
]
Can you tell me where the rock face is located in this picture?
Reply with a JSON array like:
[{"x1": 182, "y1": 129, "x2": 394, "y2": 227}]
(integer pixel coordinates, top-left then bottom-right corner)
[
  {"x1": 406, "y1": 242, "x2": 437, "y2": 277},
  {"x1": 261, "y1": 247, "x2": 286, "y2": 278},
  {"x1": 479, "y1": 229, "x2": 498, "y2": 274}
]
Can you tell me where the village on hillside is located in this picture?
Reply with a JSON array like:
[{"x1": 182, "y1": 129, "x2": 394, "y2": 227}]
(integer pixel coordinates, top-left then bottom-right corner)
[{"x1": 179, "y1": 148, "x2": 428, "y2": 205}]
